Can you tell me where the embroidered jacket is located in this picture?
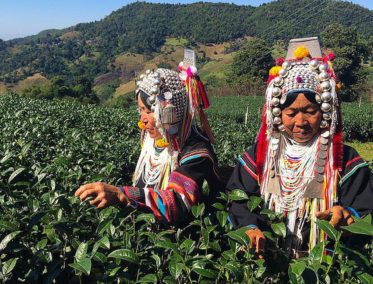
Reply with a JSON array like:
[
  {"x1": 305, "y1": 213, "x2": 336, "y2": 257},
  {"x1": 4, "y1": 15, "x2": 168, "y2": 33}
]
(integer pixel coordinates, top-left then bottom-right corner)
[
  {"x1": 226, "y1": 143, "x2": 372, "y2": 248},
  {"x1": 122, "y1": 134, "x2": 220, "y2": 225}
]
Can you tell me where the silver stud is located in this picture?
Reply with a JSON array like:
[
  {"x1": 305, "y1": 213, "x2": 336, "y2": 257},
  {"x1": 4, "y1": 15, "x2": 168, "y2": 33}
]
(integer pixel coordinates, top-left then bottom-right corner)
[
  {"x1": 321, "y1": 92, "x2": 332, "y2": 102},
  {"x1": 278, "y1": 124, "x2": 285, "y2": 132},
  {"x1": 273, "y1": 117, "x2": 282, "y2": 125},
  {"x1": 154, "y1": 78, "x2": 161, "y2": 85},
  {"x1": 282, "y1": 61, "x2": 291, "y2": 69},
  {"x1": 146, "y1": 69, "x2": 151, "y2": 74},
  {"x1": 319, "y1": 64, "x2": 329, "y2": 72},
  {"x1": 315, "y1": 94, "x2": 322, "y2": 104},
  {"x1": 272, "y1": 107, "x2": 281, "y2": 117},
  {"x1": 320, "y1": 120, "x2": 328, "y2": 128},
  {"x1": 321, "y1": 103, "x2": 331, "y2": 112},
  {"x1": 273, "y1": 76, "x2": 283, "y2": 86},
  {"x1": 147, "y1": 95, "x2": 156, "y2": 105},
  {"x1": 323, "y1": 112, "x2": 331, "y2": 120},
  {"x1": 272, "y1": 87, "x2": 281, "y2": 97},
  {"x1": 150, "y1": 87, "x2": 158, "y2": 95},
  {"x1": 279, "y1": 69, "x2": 288, "y2": 77},
  {"x1": 271, "y1": 97, "x2": 280, "y2": 106},
  {"x1": 320, "y1": 81, "x2": 331, "y2": 91},
  {"x1": 318, "y1": 71, "x2": 330, "y2": 81},
  {"x1": 309, "y1": 59, "x2": 319, "y2": 69}
]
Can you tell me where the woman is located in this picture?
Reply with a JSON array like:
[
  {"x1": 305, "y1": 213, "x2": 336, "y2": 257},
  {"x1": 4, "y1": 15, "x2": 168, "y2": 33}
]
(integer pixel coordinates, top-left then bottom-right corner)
[
  {"x1": 226, "y1": 41, "x2": 372, "y2": 258},
  {"x1": 75, "y1": 67, "x2": 220, "y2": 225}
]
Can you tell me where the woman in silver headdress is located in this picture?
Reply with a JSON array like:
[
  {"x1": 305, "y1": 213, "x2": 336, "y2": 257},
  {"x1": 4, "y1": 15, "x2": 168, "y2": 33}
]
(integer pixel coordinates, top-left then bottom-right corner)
[
  {"x1": 75, "y1": 67, "x2": 220, "y2": 225},
  {"x1": 226, "y1": 38, "x2": 372, "y2": 258}
]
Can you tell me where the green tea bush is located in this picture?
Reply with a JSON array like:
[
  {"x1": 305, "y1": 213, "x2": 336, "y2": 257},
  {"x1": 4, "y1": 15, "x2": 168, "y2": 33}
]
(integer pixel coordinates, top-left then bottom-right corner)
[{"x1": 0, "y1": 95, "x2": 372, "y2": 283}]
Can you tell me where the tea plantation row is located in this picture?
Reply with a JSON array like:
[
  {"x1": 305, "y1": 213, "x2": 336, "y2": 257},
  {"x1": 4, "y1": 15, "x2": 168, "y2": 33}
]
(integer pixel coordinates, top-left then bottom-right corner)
[{"x1": 0, "y1": 94, "x2": 372, "y2": 283}]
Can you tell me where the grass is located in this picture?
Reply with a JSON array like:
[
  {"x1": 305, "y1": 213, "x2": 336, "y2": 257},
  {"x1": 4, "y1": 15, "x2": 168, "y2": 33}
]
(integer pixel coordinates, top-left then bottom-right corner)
[
  {"x1": 164, "y1": 37, "x2": 188, "y2": 46},
  {"x1": 346, "y1": 141, "x2": 373, "y2": 163},
  {"x1": 199, "y1": 52, "x2": 235, "y2": 81}
]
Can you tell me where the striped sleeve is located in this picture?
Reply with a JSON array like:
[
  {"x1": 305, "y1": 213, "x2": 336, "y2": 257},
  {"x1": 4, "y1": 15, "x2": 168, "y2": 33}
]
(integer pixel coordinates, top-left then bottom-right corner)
[
  {"x1": 338, "y1": 145, "x2": 373, "y2": 217},
  {"x1": 122, "y1": 154, "x2": 216, "y2": 224}
]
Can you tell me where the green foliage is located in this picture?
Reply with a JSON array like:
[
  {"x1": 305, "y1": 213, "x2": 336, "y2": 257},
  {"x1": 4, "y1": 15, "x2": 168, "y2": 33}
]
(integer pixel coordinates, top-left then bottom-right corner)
[
  {"x1": 230, "y1": 38, "x2": 273, "y2": 81},
  {"x1": 0, "y1": 94, "x2": 372, "y2": 282},
  {"x1": 20, "y1": 75, "x2": 98, "y2": 103},
  {"x1": 1, "y1": 1, "x2": 372, "y2": 86},
  {"x1": 321, "y1": 24, "x2": 370, "y2": 101}
]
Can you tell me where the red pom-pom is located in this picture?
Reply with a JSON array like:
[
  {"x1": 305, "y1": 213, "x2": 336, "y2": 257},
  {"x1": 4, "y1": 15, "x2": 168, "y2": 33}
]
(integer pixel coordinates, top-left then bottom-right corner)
[
  {"x1": 328, "y1": 53, "x2": 335, "y2": 61},
  {"x1": 276, "y1": 57, "x2": 285, "y2": 66},
  {"x1": 178, "y1": 62, "x2": 184, "y2": 71}
]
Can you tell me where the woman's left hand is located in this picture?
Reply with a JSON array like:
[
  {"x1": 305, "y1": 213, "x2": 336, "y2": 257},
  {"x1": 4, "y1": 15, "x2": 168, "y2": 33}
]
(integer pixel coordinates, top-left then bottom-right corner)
[
  {"x1": 316, "y1": 205, "x2": 355, "y2": 227},
  {"x1": 75, "y1": 182, "x2": 129, "y2": 208}
]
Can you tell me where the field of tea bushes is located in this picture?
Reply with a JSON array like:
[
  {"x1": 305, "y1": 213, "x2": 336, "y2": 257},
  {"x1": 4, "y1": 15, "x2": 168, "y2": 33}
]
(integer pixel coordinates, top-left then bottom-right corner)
[{"x1": 0, "y1": 94, "x2": 372, "y2": 283}]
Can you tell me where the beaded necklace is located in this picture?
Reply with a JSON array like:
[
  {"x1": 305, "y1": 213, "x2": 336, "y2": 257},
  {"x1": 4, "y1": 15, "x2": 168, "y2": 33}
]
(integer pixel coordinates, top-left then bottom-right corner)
[{"x1": 276, "y1": 135, "x2": 318, "y2": 211}]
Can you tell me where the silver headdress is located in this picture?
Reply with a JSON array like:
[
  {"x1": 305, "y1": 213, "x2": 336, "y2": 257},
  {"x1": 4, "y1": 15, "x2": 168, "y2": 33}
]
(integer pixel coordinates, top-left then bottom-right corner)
[
  {"x1": 266, "y1": 37, "x2": 338, "y2": 136},
  {"x1": 136, "y1": 68, "x2": 187, "y2": 133}
]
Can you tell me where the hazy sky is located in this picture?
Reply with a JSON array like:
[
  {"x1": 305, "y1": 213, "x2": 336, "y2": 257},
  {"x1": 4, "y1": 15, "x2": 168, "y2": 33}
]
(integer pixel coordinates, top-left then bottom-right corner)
[{"x1": 0, "y1": 0, "x2": 371, "y2": 40}]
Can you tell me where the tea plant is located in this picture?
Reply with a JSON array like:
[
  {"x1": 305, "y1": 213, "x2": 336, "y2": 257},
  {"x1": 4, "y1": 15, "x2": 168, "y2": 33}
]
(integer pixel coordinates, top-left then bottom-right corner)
[{"x1": 0, "y1": 94, "x2": 372, "y2": 283}]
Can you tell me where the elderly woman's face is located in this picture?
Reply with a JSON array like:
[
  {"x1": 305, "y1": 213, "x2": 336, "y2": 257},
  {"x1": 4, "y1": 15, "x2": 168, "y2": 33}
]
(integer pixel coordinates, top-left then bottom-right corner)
[
  {"x1": 281, "y1": 93, "x2": 323, "y2": 143},
  {"x1": 138, "y1": 95, "x2": 162, "y2": 140}
]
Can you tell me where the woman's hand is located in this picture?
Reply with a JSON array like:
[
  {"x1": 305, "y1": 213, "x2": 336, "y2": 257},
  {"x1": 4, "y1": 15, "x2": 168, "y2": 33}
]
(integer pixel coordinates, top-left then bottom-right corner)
[
  {"x1": 245, "y1": 228, "x2": 266, "y2": 259},
  {"x1": 316, "y1": 205, "x2": 355, "y2": 227},
  {"x1": 75, "y1": 182, "x2": 129, "y2": 208}
]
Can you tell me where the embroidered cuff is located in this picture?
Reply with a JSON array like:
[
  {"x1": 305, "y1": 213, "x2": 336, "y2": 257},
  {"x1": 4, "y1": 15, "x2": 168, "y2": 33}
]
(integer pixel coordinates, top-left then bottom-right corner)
[
  {"x1": 246, "y1": 224, "x2": 258, "y2": 230},
  {"x1": 346, "y1": 207, "x2": 360, "y2": 218}
]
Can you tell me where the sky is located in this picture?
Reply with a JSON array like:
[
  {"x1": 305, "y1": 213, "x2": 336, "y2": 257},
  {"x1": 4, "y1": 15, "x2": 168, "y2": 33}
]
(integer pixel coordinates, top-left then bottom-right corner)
[{"x1": 0, "y1": 0, "x2": 371, "y2": 40}]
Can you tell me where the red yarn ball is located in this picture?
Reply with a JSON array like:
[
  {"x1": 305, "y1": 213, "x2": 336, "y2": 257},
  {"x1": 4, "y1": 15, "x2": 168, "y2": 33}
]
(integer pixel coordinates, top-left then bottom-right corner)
[
  {"x1": 328, "y1": 53, "x2": 335, "y2": 61},
  {"x1": 276, "y1": 57, "x2": 285, "y2": 66}
]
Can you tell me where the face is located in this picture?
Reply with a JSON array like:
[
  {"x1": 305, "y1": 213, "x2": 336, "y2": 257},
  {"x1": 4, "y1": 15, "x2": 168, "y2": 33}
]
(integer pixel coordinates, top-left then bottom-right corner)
[
  {"x1": 138, "y1": 95, "x2": 162, "y2": 140},
  {"x1": 281, "y1": 93, "x2": 323, "y2": 143}
]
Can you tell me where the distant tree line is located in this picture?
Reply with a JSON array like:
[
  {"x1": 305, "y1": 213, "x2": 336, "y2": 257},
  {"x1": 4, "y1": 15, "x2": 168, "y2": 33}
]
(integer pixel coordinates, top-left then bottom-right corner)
[{"x1": 0, "y1": 1, "x2": 372, "y2": 102}]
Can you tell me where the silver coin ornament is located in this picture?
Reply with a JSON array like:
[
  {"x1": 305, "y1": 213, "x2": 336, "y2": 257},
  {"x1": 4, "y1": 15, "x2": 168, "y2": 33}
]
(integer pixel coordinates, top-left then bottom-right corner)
[
  {"x1": 278, "y1": 124, "x2": 285, "y2": 131},
  {"x1": 315, "y1": 94, "x2": 322, "y2": 104},
  {"x1": 279, "y1": 68, "x2": 288, "y2": 77},
  {"x1": 319, "y1": 71, "x2": 330, "y2": 81},
  {"x1": 273, "y1": 117, "x2": 282, "y2": 125},
  {"x1": 164, "y1": 91, "x2": 173, "y2": 100},
  {"x1": 272, "y1": 87, "x2": 281, "y2": 97},
  {"x1": 321, "y1": 92, "x2": 332, "y2": 102},
  {"x1": 272, "y1": 107, "x2": 281, "y2": 117},
  {"x1": 150, "y1": 87, "x2": 158, "y2": 95},
  {"x1": 320, "y1": 120, "x2": 328, "y2": 128},
  {"x1": 319, "y1": 63, "x2": 329, "y2": 72},
  {"x1": 154, "y1": 78, "x2": 161, "y2": 85},
  {"x1": 271, "y1": 97, "x2": 280, "y2": 106},
  {"x1": 321, "y1": 103, "x2": 331, "y2": 112},
  {"x1": 320, "y1": 81, "x2": 331, "y2": 92},
  {"x1": 323, "y1": 112, "x2": 331, "y2": 120},
  {"x1": 282, "y1": 61, "x2": 291, "y2": 70},
  {"x1": 309, "y1": 59, "x2": 319, "y2": 69},
  {"x1": 147, "y1": 95, "x2": 156, "y2": 105},
  {"x1": 273, "y1": 76, "x2": 283, "y2": 86}
]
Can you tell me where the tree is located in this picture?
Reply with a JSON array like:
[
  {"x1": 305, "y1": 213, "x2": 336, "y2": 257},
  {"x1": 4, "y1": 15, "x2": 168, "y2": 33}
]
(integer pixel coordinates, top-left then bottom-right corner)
[
  {"x1": 321, "y1": 24, "x2": 369, "y2": 101},
  {"x1": 228, "y1": 38, "x2": 273, "y2": 96}
]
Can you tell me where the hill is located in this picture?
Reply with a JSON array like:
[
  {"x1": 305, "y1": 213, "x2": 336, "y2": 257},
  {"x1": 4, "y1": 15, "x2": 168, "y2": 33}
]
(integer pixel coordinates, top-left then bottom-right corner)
[{"x1": 0, "y1": 0, "x2": 372, "y2": 99}]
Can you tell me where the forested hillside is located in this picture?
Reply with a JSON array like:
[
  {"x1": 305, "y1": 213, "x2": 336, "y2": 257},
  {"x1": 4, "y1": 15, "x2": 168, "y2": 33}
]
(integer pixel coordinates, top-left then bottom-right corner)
[{"x1": 0, "y1": 1, "x2": 372, "y2": 83}]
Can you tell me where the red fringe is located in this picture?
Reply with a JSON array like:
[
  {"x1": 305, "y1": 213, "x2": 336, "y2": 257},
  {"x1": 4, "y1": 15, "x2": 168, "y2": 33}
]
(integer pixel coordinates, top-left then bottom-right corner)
[
  {"x1": 333, "y1": 99, "x2": 343, "y2": 170},
  {"x1": 256, "y1": 105, "x2": 269, "y2": 183},
  {"x1": 199, "y1": 109, "x2": 215, "y2": 144},
  {"x1": 197, "y1": 78, "x2": 210, "y2": 109}
]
